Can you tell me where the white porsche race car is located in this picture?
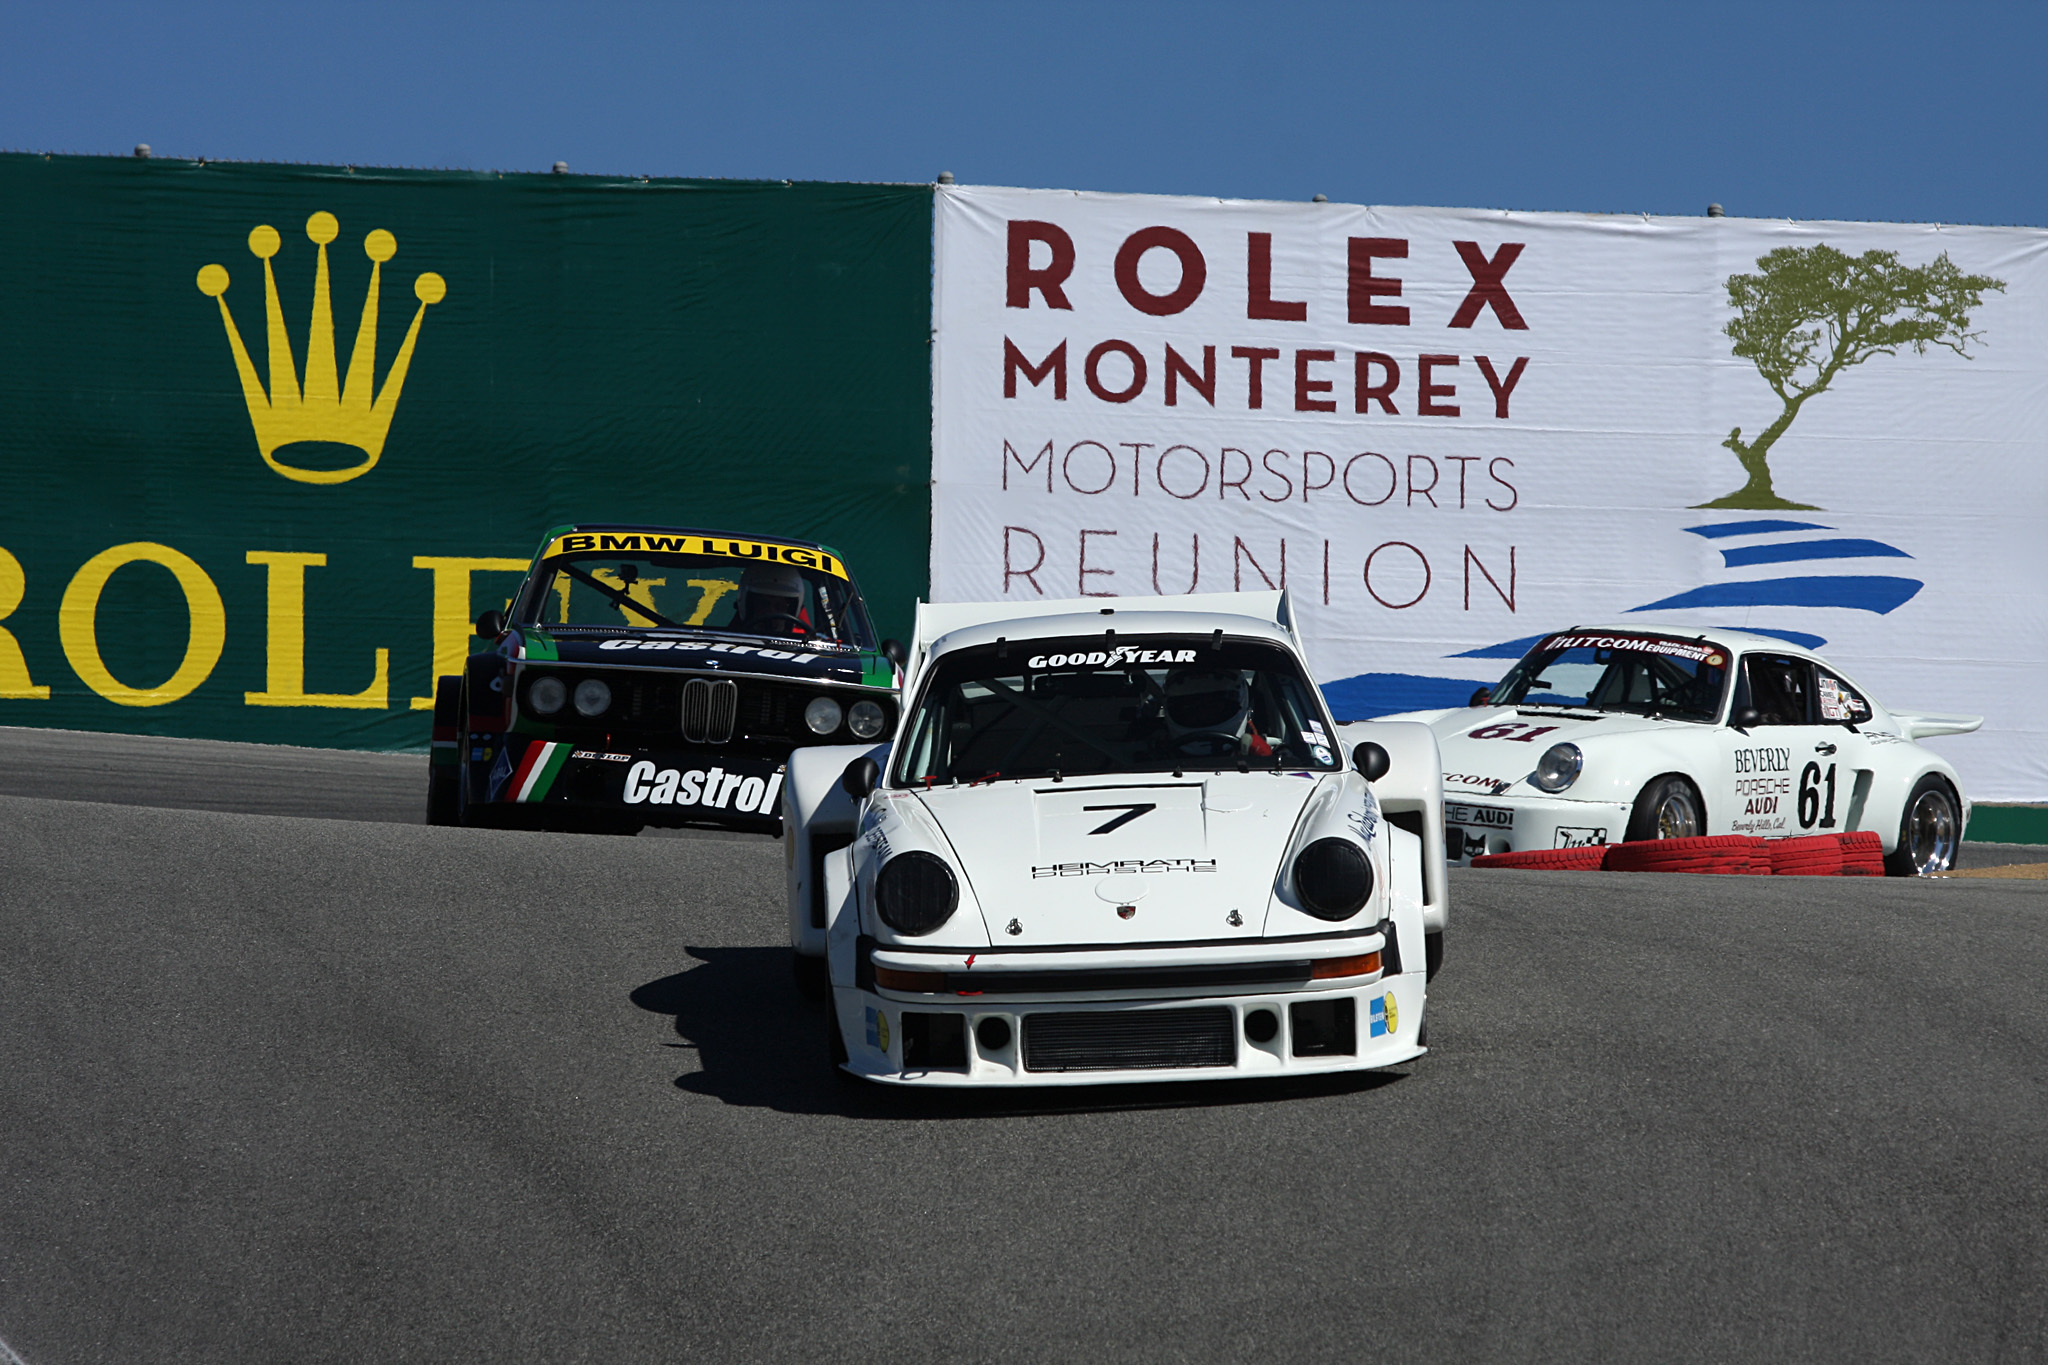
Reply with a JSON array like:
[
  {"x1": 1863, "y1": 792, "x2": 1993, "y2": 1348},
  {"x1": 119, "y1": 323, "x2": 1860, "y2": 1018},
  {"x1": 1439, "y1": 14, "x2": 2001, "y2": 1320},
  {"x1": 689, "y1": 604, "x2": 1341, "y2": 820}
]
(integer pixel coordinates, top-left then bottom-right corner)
[
  {"x1": 783, "y1": 591, "x2": 1446, "y2": 1087},
  {"x1": 1382, "y1": 625, "x2": 1978, "y2": 876}
]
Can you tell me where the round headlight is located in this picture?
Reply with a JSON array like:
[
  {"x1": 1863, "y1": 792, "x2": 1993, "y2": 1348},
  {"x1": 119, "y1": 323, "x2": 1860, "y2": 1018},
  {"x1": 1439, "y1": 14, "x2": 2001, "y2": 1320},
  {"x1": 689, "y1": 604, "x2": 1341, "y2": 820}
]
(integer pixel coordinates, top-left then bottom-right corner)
[
  {"x1": 573, "y1": 678, "x2": 612, "y2": 717},
  {"x1": 875, "y1": 851, "x2": 958, "y2": 936},
  {"x1": 804, "y1": 696, "x2": 843, "y2": 735},
  {"x1": 1531, "y1": 742, "x2": 1583, "y2": 793},
  {"x1": 1293, "y1": 838, "x2": 1373, "y2": 920},
  {"x1": 847, "y1": 699, "x2": 886, "y2": 739},
  {"x1": 527, "y1": 675, "x2": 567, "y2": 716}
]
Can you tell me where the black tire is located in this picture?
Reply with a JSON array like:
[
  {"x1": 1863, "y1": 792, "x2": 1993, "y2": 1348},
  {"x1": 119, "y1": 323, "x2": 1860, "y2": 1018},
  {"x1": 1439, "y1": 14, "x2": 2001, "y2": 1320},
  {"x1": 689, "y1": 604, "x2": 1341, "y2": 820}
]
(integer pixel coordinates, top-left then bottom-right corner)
[
  {"x1": 426, "y1": 770, "x2": 458, "y2": 826},
  {"x1": 792, "y1": 952, "x2": 829, "y2": 1002},
  {"x1": 1885, "y1": 774, "x2": 1962, "y2": 877},
  {"x1": 826, "y1": 1000, "x2": 849, "y2": 1067},
  {"x1": 1424, "y1": 931, "x2": 1443, "y2": 982},
  {"x1": 425, "y1": 676, "x2": 462, "y2": 826},
  {"x1": 1625, "y1": 774, "x2": 1705, "y2": 842}
]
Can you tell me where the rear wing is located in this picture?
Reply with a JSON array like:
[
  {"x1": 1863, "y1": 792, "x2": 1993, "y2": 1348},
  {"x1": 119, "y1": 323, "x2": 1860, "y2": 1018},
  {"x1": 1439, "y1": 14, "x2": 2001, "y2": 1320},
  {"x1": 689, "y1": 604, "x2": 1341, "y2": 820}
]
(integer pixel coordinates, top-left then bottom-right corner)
[{"x1": 1890, "y1": 712, "x2": 1983, "y2": 741}]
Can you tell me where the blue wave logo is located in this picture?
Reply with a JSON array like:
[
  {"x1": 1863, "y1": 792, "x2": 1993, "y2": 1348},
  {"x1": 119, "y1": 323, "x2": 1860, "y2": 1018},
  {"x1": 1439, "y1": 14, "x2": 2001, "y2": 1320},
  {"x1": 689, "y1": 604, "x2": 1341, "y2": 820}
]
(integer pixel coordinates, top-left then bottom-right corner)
[
  {"x1": 1321, "y1": 519, "x2": 1924, "y2": 720},
  {"x1": 1628, "y1": 519, "x2": 1921, "y2": 620}
]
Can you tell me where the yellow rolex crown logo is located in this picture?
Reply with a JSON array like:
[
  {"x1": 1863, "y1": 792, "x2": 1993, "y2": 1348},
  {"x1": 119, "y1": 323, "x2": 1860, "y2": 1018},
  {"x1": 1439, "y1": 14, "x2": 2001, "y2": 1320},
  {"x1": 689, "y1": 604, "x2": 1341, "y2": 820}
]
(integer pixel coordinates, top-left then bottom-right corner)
[{"x1": 196, "y1": 211, "x2": 445, "y2": 485}]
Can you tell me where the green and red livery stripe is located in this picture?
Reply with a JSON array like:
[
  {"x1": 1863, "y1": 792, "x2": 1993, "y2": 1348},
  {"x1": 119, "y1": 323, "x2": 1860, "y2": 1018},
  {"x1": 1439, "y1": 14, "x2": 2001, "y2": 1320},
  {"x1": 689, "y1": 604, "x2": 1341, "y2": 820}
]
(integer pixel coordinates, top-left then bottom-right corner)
[{"x1": 510, "y1": 741, "x2": 571, "y2": 802}]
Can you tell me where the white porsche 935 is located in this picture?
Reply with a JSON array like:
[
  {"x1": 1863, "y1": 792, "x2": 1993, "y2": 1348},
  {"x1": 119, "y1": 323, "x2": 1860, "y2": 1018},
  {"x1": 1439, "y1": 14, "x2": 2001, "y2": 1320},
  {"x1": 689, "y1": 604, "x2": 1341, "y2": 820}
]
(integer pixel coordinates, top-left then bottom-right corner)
[
  {"x1": 783, "y1": 591, "x2": 1446, "y2": 1087},
  {"x1": 1379, "y1": 626, "x2": 1978, "y2": 876}
]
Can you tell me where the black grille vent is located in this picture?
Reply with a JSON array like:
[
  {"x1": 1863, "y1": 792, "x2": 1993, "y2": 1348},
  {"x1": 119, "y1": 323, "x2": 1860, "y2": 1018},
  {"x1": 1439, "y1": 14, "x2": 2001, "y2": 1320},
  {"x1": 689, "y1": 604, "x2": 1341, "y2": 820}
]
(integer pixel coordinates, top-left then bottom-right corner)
[
  {"x1": 738, "y1": 685, "x2": 797, "y2": 741},
  {"x1": 681, "y1": 678, "x2": 737, "y2": 743},
  {"x1": 1021, "y1": 1007, "x2": 1236, "y2": 1072}
]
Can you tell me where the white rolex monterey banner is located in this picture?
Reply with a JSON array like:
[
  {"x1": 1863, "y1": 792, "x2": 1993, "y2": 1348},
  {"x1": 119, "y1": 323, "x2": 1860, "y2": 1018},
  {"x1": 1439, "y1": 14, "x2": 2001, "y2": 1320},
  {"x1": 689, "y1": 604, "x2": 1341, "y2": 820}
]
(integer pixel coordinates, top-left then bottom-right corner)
[{"x1": 929, "y1": 184, "x2": 2048, "y2": 800}]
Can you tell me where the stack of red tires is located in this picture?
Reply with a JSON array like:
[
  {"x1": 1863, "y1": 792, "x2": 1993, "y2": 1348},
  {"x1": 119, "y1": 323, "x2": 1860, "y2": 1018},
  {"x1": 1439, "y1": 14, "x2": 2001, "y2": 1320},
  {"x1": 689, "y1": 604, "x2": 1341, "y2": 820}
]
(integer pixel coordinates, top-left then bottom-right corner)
[{"x1": 1469, "y1": 830, "x2": 1895, "y2": 876}]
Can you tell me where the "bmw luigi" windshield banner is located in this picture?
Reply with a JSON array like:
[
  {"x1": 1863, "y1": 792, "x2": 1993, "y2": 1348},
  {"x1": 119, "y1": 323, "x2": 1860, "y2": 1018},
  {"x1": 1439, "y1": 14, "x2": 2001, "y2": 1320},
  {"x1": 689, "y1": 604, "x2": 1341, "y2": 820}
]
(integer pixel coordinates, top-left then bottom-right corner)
[
  {"x1": 0, "y1": 154, "x2": 931, "y2": 751},
  {"x1": 929, "y1": 184, "x2": 2048, "y2": 798}
]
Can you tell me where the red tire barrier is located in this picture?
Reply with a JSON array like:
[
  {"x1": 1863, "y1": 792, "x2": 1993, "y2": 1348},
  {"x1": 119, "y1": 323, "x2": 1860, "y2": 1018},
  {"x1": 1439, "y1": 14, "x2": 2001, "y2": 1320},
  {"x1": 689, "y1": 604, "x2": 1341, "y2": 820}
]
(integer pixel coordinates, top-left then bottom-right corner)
[
  {"x1": 1769, "y1": 834, "x2": 1844, "y2": 876},
  {"x1": 1837, "y1": 830, "x2": 1886, "y2": 876},
  {"x1": 1470, "y1": 845, "x2": 1609, "y2": 871},
  {"x1": 1602, "y1": 835, "x2": 1764, "y2": 874}
]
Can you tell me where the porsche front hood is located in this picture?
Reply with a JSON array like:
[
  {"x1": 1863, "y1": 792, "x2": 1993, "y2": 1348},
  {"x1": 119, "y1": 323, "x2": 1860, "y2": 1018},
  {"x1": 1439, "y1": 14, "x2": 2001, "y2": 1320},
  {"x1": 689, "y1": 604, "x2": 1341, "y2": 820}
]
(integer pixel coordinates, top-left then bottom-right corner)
[
  {"x1": 914, "y1": 772, "x2": 1324, "y2": 945},
  {"x1": 1432, "y1": 707, "x2": 1671, "y2": 796}
]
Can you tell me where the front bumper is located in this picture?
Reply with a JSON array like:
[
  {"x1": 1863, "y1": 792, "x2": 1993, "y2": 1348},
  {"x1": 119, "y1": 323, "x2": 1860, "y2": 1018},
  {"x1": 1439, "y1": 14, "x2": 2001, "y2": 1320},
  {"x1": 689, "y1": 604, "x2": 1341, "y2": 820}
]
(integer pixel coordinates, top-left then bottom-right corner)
[
  {"x1": 1442, "y1": 792, "x2": 1632, "y2": 864},
  {"x1": 832, "y1": 936, "x2": 1427, "y2": 1086},
  {"x1": 470, "y1": 735, "x2": 785, "y2": 829}
]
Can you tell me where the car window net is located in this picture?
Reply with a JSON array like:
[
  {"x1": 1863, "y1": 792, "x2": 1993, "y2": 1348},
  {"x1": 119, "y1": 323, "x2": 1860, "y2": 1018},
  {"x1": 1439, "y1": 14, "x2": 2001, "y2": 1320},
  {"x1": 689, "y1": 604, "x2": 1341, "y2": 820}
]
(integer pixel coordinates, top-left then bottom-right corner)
[{"x1": 893, "y1": 637, "x2": 1340, "y2": 785}]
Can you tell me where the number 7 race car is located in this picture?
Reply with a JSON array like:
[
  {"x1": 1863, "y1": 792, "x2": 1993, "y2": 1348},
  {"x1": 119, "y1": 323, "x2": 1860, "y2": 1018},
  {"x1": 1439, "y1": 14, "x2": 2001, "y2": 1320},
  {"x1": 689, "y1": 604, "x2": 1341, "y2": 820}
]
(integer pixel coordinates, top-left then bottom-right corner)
[
  {"x1": 1379, "y1": 625, "x2": 1979, "y2": 876},
  {"x1": 782, "y1": 590, "x2": 1447, "y2": 1087},
  {"x1": 428, "y1": 524, "x2": 902, "y2": 835}
]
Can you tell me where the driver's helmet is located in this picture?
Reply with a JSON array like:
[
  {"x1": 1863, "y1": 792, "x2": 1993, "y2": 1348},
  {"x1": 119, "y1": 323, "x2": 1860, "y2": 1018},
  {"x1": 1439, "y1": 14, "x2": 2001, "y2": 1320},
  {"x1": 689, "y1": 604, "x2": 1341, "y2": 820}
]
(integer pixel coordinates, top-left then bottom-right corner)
[
  {"x1": 1161, "y1": 667, "x2": 1251, "y2": 740},
  {"x1": 736, "y1": 563, "x2": 804, "y2": 628}
]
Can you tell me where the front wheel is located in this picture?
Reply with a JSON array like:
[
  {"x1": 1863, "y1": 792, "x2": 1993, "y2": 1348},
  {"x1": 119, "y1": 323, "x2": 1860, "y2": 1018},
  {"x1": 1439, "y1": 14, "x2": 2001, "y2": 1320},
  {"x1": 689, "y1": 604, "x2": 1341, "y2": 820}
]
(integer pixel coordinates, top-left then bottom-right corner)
[
  {"x1": 792, "y1": 952, "x2": 829, "y2": 1001},
  {"x1": 1424, "y1": 931, "x2": 1443, "y2": 982},
  {"x1": 1885, "y1": 774, "x2": 1961, "y2": 877},
  {"x1": 426, "y1": 676, "x2": 462, "y2": 826},
  {"x1": 1625, "y1": 775, "x2": 1704, "y2": 842}
]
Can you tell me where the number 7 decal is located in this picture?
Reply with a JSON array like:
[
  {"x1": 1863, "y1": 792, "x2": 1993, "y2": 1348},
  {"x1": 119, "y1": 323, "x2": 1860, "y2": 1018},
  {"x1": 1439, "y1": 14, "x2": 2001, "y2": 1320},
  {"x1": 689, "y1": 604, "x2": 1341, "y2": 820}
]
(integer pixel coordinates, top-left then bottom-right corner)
[{"x1": 1083, "y1": 803, "x2": 1156, "y2": 835}]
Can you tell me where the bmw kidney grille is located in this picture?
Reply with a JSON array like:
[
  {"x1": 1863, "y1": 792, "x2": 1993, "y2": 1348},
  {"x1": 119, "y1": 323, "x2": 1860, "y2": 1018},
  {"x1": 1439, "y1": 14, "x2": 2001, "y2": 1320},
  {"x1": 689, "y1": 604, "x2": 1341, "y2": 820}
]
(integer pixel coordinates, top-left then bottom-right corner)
[{"x1": 681, "y1": 677, "x2": 739, "y2": 743}]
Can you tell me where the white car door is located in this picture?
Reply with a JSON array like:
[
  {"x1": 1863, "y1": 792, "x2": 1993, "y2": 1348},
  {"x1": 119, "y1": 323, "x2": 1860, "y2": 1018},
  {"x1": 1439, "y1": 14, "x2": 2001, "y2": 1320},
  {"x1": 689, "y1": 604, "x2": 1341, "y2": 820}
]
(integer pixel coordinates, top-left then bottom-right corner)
[{"x1": 1723, "y1": 652, "x2": 1866, "y2": 839}]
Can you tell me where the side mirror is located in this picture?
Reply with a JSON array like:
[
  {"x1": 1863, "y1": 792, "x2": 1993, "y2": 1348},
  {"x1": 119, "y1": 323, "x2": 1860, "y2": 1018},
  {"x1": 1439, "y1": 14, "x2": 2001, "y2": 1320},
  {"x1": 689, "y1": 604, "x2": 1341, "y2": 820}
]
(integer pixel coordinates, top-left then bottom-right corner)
[
  {"x1": 474, "y1": 608, "x2": 505, "y2": 639},
  {"x1": 841, "y1": 755, "x2": 880, "y2": 800},
  {"x1": 1467, "y1": 686, "x2": 1492, "y2": 707},
  {"x1": 881, "y1": 638, "x2": 907, "y2": 668},
  {"x1": 1353, "y1": 741, "x2": 1391, "y2": 783},
  {"x1": 1731, "y1": 707, "x2": 1759, "y2": 731}
]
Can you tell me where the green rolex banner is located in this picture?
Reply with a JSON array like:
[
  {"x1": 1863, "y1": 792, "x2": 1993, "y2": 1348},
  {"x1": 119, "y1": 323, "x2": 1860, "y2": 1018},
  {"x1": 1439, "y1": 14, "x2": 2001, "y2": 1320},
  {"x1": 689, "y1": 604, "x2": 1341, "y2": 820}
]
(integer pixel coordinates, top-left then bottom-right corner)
[{"x1": 0, "y1": 154, "x2": 933, "y2": 749}]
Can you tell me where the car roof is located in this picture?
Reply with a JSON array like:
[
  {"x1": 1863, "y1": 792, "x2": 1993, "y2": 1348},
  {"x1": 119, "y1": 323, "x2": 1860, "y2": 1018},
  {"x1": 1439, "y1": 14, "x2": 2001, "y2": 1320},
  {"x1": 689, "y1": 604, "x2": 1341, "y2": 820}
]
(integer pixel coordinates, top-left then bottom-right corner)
[
  {"x1": 913, "y1": 591, "x2": 1294, "y2": 658},
  {"x1": 917, "y1": 593, "x2": 1304, "y2": 669},
  {"x1": 541, "y1": 522, "x2": 832, "y2": 553},
  {"x1": 1561, "y1": 622, "x2": 1822, "y2": 659}
]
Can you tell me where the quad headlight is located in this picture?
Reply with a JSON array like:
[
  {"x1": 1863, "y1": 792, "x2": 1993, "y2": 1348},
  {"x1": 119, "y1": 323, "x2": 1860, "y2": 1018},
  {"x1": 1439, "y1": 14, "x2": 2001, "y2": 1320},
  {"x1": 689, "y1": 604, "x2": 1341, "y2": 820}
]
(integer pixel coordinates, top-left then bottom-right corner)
[
  {"x1": 1292, "y1": 838, "x2": 1374, "y2": 921},
  {"x1": 848, "y1": 699, "x2": 887, "y2": 739},
  {"x1": 804, "y1": 696, "x2": 844, "y2": 735},
  {"x1": 573, "y1": 678, "x2": 612, "y2": 717},
  {"x1": 875, "y1": 851, "x2": 959, "y2": 936},
  {"x1": 527, "y1": 675, "x2": 568, "y2": 716},
  {"x1": 1531, "y1": 742, "x2": 1583, "y2": 793}
]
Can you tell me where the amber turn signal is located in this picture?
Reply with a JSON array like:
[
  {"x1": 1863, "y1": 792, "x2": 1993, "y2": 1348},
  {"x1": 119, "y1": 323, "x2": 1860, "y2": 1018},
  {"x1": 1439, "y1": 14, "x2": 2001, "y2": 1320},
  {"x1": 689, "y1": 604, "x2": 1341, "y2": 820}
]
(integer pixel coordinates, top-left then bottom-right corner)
[
  {"x1": 1309, "y1": 951, "x2": 1381, "y2": 979},
  {"x1": 874, "y1": 965, "x2": 945, "y2": 992}
]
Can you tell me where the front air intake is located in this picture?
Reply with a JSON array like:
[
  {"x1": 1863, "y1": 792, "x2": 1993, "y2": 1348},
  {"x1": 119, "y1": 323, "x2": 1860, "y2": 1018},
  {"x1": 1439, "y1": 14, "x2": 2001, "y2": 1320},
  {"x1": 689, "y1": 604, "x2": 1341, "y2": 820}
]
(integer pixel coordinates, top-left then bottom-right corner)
[
  {"x1": 681, "y1": 678, "x2": 738, "y2": 743},
  {"x1": 1021, "y1": 1007, "x2": 1236, "y2": 1072}
]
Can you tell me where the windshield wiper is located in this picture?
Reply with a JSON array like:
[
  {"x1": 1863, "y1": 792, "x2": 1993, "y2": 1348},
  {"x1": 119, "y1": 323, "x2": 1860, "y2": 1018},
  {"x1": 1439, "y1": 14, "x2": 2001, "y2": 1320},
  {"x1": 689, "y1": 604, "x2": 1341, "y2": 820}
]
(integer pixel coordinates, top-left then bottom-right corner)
[
  {"x1": 561, "y1": 563, "x2": 682, "y2": 630},
  {"x1": 1514, "y1": 703, "x2": 1605, "y2": 718}
]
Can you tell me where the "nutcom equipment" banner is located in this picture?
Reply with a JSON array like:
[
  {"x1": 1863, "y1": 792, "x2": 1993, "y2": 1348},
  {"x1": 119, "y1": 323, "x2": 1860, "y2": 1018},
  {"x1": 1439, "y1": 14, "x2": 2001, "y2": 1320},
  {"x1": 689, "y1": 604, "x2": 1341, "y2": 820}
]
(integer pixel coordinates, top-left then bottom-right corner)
[
  {"x1": 931, "y1": 184, "x2": 2048, "y2": 799},
  {"x1": 0, "y1": 155, "x2": 931, "y2": 749}
]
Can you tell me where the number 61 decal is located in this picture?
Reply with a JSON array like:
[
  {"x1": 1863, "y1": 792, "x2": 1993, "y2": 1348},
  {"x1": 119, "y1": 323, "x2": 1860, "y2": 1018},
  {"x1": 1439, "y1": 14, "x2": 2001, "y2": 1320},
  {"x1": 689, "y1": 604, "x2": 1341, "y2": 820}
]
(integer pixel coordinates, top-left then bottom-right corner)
[
  {"x1": 1468, "y1": 722, "x2": 1562, "y2": 743},
  {"x1": 1798, "y1": 762, "x2": 1838, "y2": 829}
]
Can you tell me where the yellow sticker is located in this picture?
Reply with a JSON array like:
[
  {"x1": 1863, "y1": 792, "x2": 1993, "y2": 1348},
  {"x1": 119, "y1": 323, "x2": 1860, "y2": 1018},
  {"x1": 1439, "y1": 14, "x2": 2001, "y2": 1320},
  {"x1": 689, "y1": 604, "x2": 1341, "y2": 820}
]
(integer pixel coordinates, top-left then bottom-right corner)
[
  {"x1": 541, "y1": 530, "x2": 846, "y2": 579},
  {"x1": 877, "y1": 1010, "x2": 891, "y2": 1054},
  {"x1": 1383, "y1": 993, "x2": 1399, "y2": 1036}
]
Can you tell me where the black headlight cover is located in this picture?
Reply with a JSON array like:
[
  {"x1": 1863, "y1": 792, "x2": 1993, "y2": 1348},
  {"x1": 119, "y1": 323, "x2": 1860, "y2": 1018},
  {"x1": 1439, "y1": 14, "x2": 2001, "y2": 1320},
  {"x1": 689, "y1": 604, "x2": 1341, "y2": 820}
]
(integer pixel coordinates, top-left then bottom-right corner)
[
  {"x1": 875, "y1": 851, "x2": 959, "y2": 936},
  {"x1": 1293, "y1": 838, "x2": 1374, "y2": 920}
]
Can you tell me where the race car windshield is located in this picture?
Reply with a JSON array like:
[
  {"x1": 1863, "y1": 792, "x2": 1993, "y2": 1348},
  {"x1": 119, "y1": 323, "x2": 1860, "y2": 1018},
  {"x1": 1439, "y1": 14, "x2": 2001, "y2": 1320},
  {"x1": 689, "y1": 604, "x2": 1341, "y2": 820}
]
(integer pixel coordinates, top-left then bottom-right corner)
[
  {"x1": 1490, "y1": 632, "x2": 1729, "y2": 724},
  {"x1": 525, "y1": 552, "x2": 876, "y2": 648},
  {"x1": 892, "y1": 636, "x2": 1341, "y2": 785}
]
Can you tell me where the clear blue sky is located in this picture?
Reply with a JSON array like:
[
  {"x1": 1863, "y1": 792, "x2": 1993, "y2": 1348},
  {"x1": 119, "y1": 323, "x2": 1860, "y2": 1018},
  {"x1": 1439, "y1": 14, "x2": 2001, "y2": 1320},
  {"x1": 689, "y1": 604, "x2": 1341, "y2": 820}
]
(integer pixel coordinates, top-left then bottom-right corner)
[{"x1": 6, "y1": 1, "x2": 2044, "y2": 226}]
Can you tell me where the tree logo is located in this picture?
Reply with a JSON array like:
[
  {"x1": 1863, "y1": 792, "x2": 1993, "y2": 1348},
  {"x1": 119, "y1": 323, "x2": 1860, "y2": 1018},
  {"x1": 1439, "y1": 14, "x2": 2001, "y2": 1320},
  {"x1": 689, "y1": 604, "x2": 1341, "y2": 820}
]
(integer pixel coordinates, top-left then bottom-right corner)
[{"x1": 1703, "y1": 244, "x2": 2004, "y2": 510}]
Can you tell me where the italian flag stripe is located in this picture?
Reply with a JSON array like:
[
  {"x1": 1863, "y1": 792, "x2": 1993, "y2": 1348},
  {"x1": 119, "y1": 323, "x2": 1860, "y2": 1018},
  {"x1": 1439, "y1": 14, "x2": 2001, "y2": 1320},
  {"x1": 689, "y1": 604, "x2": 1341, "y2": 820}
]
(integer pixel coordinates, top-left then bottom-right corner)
[{"x1": 512, "y1": 741, "x2": 566, "y2": 802}]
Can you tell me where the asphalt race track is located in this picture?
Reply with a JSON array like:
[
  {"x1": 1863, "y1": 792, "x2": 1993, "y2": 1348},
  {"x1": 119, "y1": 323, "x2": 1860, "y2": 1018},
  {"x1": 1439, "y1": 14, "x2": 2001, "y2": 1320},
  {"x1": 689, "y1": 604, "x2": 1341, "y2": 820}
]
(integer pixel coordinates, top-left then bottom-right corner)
[{"x1": 3, "y1": 729, "x2": 2046, "y2": 1362}]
